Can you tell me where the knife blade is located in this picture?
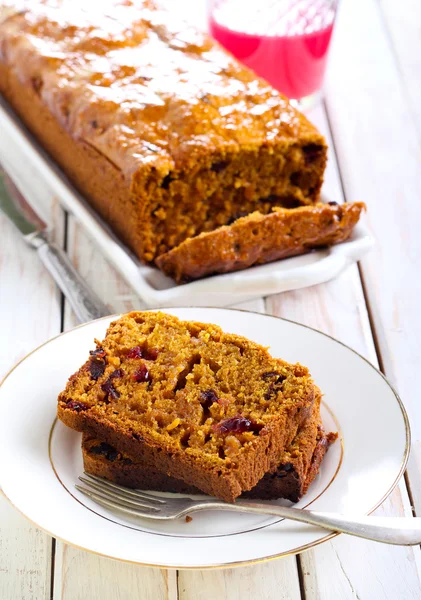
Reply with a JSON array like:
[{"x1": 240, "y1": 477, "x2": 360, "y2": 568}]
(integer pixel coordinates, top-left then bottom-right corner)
[{"x1": 0, "y1": 168, "x2": 110, "y2": 322}]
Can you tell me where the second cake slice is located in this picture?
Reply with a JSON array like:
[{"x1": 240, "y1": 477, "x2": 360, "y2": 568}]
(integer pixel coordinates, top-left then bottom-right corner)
[{"x1": 58, "y1": 311, "x2": 315, "y2": 502}]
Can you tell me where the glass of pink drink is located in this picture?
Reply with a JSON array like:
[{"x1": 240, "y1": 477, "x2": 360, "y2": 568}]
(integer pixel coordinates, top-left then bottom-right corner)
[{"x1": 209, "y1": 0, "x2": 338, "y2": 103}]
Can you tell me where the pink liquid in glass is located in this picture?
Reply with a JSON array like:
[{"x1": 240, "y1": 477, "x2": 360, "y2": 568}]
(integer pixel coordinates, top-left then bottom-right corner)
[{"x1": 209, "y1": 0, "x2": 336, "y2": 99}]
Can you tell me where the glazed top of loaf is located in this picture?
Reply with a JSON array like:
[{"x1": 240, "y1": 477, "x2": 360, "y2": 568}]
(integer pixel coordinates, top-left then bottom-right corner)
[{"x1": 0, "y1": 0, "x2": 321, "y2": 178}]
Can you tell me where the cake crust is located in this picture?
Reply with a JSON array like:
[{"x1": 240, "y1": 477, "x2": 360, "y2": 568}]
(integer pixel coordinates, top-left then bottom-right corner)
[
  {"x1": 57, "y1": 311, "x2": 315, "y2": 502},
  {"x1": 156, "y1": 202, "x2": 366, "y2": 282}
]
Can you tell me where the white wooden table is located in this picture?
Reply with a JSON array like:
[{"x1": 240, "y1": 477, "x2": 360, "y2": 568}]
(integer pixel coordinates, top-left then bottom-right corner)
[{"x1": 1, "y1": 0, "x2": 421, "y2": 597}]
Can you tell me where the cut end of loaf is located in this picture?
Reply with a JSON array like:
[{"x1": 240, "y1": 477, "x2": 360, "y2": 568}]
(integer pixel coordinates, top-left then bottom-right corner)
[{"x1": 137, "y1": 140, "x2": 328, "y2": 261}]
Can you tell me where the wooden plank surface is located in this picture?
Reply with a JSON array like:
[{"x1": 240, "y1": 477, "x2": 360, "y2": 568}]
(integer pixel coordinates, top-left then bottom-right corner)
[
  {"x1": 53, "y1": 548, "x2": 178, "y2": 600},
  {"x1": 0, "y1": 200, "x2": 64, "y2": 600},
  {"x1": 377, "y1": 0, "x2": 421, "y2": 518},
  {"x1": 178, "y1": 561, "x2": 302, "y2": 600},
  {"x1": 380, "y1": 0, "x2": 421, "y2": 136}
]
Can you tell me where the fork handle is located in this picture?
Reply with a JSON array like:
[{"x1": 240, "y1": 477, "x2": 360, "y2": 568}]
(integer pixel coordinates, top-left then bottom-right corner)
[{"x1": 217, "y1": 503, "x2": 421, "y2": 546}]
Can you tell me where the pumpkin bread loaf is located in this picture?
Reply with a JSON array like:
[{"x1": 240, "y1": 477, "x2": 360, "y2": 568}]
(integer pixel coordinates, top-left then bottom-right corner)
[
  {"x1": 0, "y1": 0, "x2": 327, "y2": 264},
  {"x1": 82, "y1": 389, "x2": 337, "y2": 502},
  {"x1": 57, "y1": 311, "x2": 316, "y2": 502},
  {"x1": 156, "y1": 202, "x2": 366, "y2": 282}
]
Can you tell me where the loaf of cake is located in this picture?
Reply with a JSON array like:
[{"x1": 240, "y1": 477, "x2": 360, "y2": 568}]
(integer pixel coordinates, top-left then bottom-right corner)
[
  {"x1": 57, "y1": 311, "x2": 316, "y2": 502},
  {"x1": 0, "y1": 0, "x2": 327, "y2": 265},
  {"x1": 82, "y1": 389, "x2": 337, "y2": 502},
  {"x1": 157, "y1": 202, "x2": 366, "y2": 282}
]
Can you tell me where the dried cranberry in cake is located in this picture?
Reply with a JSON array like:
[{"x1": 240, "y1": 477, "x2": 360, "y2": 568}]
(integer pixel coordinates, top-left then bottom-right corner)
[
  {"x1": 144, "y1": 348, "x2": 159, "y2": 361},
  {"x1": 90, "y1": 442, "x2": 119, "y2": 462},
  {"x1": 90, "y1": 348, "x2": 106, "y2": 359},
  {"x1": 264, "y1": 372, "x2": 287, "y2": 400},
  {"x1": 302, "y1": 143, "x2": 324, "y2": 166},
  {"x1": 133, "y1": 364, "x2": 150, "y2": 383},
  {"x1": 66, "y1": 400, "x2": 88, "y2": 412},
  {"x1": 88, "y1": 347, "x2": 107, "y2": 380},
  {"x1": 101, "y1": 383, "x2": 119, "y2": 400},
  {"x1": 210, "y1": 160, "x2": 228, "y2": 173},
  {"x1": 101, "y1": 369, "x2": 124, "y2": 400},
  {"x1": 127, "y1": 346, "x2": 143, "y2": 359},
  {"x1": 262, "y1": 371, "x2": 286, "y2": 384},
  {"x1": 262, "y1": 371, "x2": 278, "y2": 379},
  {"x1": 333, "y1": 205, "x2": 343, "y2": 221},
  {"x1": 214, "y1": 416, "x2": 263, "y2": 435},
  {"x1": 89, "y1": 360, "x2": 106, "y2": 380},
  {"x1": 264, "y1": 384, "x2": 276, "y2": 400},
  {"x1": 200, "y1": 389, "x2": 219, "y2": 410},
  {"x1": 127, "y1": 346, "x2": 158, "y2": 360}
]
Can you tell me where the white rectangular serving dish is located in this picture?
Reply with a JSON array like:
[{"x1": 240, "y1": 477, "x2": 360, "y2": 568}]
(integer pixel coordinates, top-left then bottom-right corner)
[{"x1": 0, "y1": 98, "x2": 374, "y2": 308}]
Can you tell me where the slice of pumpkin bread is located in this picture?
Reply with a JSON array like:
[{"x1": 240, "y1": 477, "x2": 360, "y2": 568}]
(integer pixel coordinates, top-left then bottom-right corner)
[
  {"x1": 57, "y1": 311, "x2": 315, "y2": 502},
  {"x1": 155, "y1": 202, "x2": 365, "y2": 283}
]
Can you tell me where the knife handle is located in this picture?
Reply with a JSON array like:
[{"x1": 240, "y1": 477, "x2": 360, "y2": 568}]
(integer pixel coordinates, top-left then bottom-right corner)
[{"x1": 33, "y1": 234, "x2": 110, "y2": 323}]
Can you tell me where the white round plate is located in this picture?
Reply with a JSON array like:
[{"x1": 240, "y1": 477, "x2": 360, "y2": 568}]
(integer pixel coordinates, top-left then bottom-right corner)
[{"x1": 0, "y1": 308, "x2": 409, "y2": 569}]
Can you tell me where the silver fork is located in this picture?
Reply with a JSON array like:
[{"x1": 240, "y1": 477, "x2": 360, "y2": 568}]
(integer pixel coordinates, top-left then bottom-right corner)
[{"x1": 76, "y1": 474, "x2": 421, "y2": 545}]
